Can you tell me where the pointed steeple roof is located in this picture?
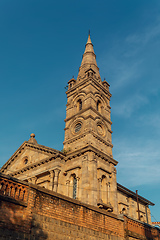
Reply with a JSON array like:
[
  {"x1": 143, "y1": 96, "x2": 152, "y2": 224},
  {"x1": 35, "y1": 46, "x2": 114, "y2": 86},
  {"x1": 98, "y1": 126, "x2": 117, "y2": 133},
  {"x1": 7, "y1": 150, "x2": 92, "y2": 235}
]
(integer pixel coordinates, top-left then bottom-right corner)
[{"x1": 78, "y1": 33, "x2": 101, "y2": 80}]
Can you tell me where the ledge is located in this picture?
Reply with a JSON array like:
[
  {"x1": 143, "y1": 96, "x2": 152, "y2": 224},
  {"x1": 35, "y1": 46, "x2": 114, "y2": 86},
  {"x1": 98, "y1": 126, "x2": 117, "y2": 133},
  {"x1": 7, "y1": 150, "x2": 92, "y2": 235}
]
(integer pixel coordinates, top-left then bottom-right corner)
[{"x1": 0, "y1": 194, "x2": 27, "y2": 207}]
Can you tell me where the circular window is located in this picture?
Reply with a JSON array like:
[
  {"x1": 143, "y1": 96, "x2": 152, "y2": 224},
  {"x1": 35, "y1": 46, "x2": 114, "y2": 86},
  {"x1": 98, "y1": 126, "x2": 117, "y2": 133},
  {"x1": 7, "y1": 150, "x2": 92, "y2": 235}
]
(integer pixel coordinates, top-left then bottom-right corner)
[
  {"x1": 97, "y1": 123, "x2": 105, "y2": 136},
  {"x1": 75, "y1": 123, "x2": 82, "y2": 133},
  {"x1": 97, "y1": 125, "x2": 103, "y2": 135}
]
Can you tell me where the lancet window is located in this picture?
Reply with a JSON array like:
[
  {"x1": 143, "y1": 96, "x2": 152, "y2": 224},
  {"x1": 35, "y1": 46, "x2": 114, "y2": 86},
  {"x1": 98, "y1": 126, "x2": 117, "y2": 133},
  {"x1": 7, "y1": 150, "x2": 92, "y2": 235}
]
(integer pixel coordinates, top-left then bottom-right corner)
[
  {"x1": 96, "y1": 100, "x2": 101, "y2": 112},
  {"x1": 77, "y1": 99, "x2": 82, "y2": 111},
  {"x1": 73, "y1": 176, "x2": 77, "y2": 199}
]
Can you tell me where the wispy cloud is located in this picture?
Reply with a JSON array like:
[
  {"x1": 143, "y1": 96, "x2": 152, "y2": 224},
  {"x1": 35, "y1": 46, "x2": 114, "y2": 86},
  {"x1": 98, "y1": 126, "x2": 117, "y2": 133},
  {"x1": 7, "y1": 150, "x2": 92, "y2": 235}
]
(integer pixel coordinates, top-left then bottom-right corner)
[
  {"x1": 114, "y1": 138, "x2": 160, "y2": 187},
  {"x1": 126, "y1": 19, "x2": 160, "y2": 46},
  {"x1": 137, "y1": 112, "x2": 160, "y2": 133},
  {"x1": 112, "y1": 93, "x2": 148, "y2": 118},
  {"x1": 99, "y1": 18, "x2": 160, "y2": 121}
]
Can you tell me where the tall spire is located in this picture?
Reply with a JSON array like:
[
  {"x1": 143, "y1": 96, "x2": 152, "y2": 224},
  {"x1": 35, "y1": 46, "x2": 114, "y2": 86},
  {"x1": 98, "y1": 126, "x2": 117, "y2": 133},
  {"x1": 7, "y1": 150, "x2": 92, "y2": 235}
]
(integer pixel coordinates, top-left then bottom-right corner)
[{"x1": 78, "y1": 32, "x2": 101, "y2": 80}]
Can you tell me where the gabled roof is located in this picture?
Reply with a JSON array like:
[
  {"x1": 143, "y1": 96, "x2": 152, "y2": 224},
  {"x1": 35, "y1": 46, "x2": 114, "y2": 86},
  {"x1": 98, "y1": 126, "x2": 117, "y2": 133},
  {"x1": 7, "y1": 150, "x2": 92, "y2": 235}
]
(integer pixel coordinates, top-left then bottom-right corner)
[
  {"x1": 117, "y1": 183, "x2": 154, "y2": 206},
  {"x1": 0, "y1": 134, "x2": 65, "y2": 173}
]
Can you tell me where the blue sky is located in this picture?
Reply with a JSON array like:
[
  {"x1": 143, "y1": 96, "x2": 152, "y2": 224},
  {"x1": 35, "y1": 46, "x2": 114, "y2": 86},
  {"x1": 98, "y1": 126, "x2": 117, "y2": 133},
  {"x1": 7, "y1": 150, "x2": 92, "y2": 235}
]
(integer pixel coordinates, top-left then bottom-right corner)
[{"x1": 0, "y1": 0, "x2": 160, "y2": 221}]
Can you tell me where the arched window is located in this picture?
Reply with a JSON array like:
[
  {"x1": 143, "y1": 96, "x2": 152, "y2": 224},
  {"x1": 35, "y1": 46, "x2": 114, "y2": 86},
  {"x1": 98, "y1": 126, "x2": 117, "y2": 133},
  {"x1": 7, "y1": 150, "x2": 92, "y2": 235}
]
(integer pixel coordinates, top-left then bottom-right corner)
[
  {"x1": 122, "y1": 208, "x2": 126, "y2": 214},
  {"x1": 140, "y1": 215, "x2": 144, "y2": 222},
  {"x1": 97, "y1": 100, "x2": 101, "y2": 112},
  {"x1": 23, "y1": 156, "x2": 28, "y2": 165},
  {"x1": 73, "y1": 176, "x2": 77, "y2": 199},
  {"x1": 77, "y1": 99, "x2": 82, "y2": 111}
]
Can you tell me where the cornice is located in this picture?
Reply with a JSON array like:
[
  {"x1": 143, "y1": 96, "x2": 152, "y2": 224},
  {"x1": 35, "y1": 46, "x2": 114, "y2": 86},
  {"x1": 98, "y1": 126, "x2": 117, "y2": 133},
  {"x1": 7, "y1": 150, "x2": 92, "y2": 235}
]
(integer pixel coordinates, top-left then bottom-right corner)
[
  {"x1": 65, "y1": 145, "x2": 118, "y2": 166},
  {"x1": 63, "y1": 129, "x2": 113, "y2": 149},
  {"x1": 0, "y1": 141, "x2": 65, "y2": 172},
  {"x1": 64, "y1": 131, "x2": 87, "y2": 144},
  {"x1": 64, "y1": 165, "x2": 81, "y2": 174},
  {"x1": 92, "y1": 132, "x2": 113, "y2": 148},
  {"x1": 66, "y1": 76, "x2": 111, "y2": 99},
  {"x1": 9, "y1": 155, "x2": 64, "y2": 177},
  {"x1": 65, "y1": 106, "x2": 112, "y2": 125},
  {"x1": 97, "y1": 167, "x2": 111, "y2": 174}
]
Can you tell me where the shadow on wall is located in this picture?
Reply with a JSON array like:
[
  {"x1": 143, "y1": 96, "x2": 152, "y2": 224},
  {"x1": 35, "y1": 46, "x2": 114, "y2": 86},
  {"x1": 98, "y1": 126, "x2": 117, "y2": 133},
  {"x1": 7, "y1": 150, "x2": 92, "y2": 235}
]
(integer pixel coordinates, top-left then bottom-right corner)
[
  {"x1": 145, "y1": 226, "x2": 159, "y2": 240},
  {"x1": 0, "y1": 199, "x2": 48, "y2": 240},
  {"x1": 30, "y1": 223, "x2": 48, "y2": 240}
]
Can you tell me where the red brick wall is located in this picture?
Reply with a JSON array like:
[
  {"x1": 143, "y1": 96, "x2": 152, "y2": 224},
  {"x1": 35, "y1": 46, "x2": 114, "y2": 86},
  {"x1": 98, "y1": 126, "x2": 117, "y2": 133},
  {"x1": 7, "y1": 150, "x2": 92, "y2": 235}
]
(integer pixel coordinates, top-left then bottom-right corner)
[
  {"x1": 0, "y1": 174, "x2": 125, "y2": 239},
  {"x1": 0, "y1": 174, "x2": 159, "y2": 240},
  {"x1": 33, "y1": 190, "x2": 124, "y2": 238},
  {"x1": 124, "y1": 216, "x2": 160, "y2": 240}
]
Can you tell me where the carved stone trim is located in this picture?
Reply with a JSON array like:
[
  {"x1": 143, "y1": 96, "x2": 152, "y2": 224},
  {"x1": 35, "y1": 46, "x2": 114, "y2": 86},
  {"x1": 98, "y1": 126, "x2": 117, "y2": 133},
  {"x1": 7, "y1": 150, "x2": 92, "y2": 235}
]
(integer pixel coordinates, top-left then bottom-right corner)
[{"x1": 9, "y1": 155, "x2": 63, "y2": 177}]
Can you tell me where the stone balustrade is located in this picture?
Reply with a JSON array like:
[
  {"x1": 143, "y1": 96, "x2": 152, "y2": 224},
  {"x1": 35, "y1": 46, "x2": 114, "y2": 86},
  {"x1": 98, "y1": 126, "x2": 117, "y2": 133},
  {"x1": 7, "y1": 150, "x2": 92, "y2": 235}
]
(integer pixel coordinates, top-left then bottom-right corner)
[{"x1": 0, "y1": 176, "x2": 28, "y2": 203}]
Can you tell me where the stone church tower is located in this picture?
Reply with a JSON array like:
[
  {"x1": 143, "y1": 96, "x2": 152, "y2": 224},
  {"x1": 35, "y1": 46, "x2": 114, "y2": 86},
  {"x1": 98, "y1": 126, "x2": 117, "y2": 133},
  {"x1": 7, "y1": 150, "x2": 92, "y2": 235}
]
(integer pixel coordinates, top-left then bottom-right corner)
[
  {"x1": 1, "y1": 34, "x2": 153, "y2": 223},
  {"x1": 62, "y1": 34, "x2": 118, "y2": 212}
]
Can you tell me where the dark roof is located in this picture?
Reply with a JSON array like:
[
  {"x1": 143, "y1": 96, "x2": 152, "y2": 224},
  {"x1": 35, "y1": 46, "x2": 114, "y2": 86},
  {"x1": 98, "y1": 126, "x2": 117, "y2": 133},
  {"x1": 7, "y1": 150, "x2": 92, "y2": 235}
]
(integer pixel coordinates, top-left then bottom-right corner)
[{"x1": 117, "y1": 183, "x2": 154, "y2": 206}]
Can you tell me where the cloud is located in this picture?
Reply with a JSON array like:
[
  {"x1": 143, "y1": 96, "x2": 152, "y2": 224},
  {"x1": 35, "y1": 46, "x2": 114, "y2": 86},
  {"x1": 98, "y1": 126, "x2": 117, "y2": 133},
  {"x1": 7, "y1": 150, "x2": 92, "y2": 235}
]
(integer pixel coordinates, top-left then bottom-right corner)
[
  {"x1": 99, "y1": 18, "x2": 160, "y2": 121},
  {"x1": 137, "y1": 112, "x2": 160, "y2": 135},
  {"x1": 110, "y1": 59, "x2": 143, "y2": 92},
  {"x1": 112, "y1": 93, "x2": 148, "y2": 118},
  {"x1": 126, "y1": 19, "x2": 160, "y2": 46},
  {"x1": 113, "y1": 138, "x2": 160, "y2": 187}
]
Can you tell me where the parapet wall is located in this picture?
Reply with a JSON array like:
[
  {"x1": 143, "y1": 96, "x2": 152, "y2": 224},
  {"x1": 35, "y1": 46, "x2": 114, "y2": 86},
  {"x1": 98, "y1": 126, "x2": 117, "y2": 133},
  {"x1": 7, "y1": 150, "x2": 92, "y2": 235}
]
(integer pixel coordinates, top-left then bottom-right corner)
[
  {"x1": 124, "y1": 215, "x2": 160, "y2": 240},
  {"x1": 0, "y1": 173, "x2": 159, "y2": 240}
]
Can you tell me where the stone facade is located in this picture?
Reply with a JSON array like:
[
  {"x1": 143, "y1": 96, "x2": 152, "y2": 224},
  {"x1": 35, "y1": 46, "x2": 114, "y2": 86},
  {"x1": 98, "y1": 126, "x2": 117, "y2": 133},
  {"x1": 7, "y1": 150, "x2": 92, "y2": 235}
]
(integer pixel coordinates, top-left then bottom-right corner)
[{"x1": 0, "y1": 34, "x2": 157, "y2": 238}]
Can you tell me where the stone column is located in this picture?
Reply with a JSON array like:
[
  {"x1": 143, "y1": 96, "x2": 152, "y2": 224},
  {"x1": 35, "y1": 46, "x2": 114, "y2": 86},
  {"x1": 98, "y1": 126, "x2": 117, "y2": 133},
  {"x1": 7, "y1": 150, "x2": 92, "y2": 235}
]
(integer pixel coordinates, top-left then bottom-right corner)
[
  {"x1": 53, "y1": 169, "x2": 60, "y2": 192},
  {"x1": 81, "y1": 154, "x2": 89, "y2": 204},
  {"x1": 90, "y1": 153, "x2": 97, "y2": 206},
  {"x1": 66, "y1": 180, "x2": 70, "y2": 197},
  {"x1": 98, "y1": 178, "x2": 102, "y2": 202},
  {"x1": 107, "y1": 182, "x2": 110, "y2": 203},
  {"x1": 76, "y1": 177, "x2": 80, "y2": 200},
  {"x1": 110, "y1": 164, "x2": 118, "y2": 214},
  {"x1": 32, "y1": 177, "x2": 37, "y2": 184},
  {"x1": 49, "y1": 170, "x2": 54, "y2": 191},
  {"x1": 28, "y1": 178, "x2": 32, "y2": 183}
]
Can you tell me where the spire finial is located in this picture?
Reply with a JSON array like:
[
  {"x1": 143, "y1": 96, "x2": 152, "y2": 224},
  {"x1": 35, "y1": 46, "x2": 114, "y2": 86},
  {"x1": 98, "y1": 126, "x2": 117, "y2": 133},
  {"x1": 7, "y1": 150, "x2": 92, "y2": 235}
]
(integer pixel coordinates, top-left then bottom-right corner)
[
  {"x1": 77, "y1": 33, "x2": 101, "y2": 81},
  {"x1": 86, "y1": 31, "x2": 92, "y2": 44},
  {"x1": 28, "y1": 133, "x2": 37, "y2": 144},
  {"x1": 30, "y1": 133, "x2": 35, "y2": 138}
]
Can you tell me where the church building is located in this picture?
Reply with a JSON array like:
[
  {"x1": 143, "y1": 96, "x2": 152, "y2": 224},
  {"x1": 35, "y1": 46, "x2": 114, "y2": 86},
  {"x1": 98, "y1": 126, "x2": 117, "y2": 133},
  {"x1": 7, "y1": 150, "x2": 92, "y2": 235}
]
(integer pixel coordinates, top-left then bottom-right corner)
[{"x1": 0, "y1": 34, "x2": 154, "y2": 226}]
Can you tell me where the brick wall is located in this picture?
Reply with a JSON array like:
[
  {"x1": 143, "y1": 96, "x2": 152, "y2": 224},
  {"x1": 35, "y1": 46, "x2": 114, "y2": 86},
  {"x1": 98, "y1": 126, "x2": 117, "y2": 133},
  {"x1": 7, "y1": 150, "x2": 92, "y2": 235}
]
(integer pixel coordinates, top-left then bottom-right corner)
[
  {"x1": 124, "y1": 215, "x2": 160, "y2": 240},
  {"x1": 32, "y1": 190, "x2": 124, "y2": 239},
  {"x1": 0, "y1": 174, "x2": 159, "y2": 240},
  {"x1": 0, "y1": 174, "x2": 124, "y2": 239}
]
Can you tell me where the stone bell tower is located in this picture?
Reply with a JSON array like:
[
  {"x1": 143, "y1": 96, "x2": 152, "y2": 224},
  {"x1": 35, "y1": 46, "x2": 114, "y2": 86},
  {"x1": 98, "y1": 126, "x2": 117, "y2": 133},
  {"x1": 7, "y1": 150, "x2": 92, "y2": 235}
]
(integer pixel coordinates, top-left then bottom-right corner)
[
  {"x1": 64, "y1": 34, "x2": 113, "y2": 156},
  {"x1": 63, "y1": 34, "x2": 118, "y2": 213}
]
